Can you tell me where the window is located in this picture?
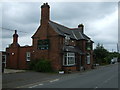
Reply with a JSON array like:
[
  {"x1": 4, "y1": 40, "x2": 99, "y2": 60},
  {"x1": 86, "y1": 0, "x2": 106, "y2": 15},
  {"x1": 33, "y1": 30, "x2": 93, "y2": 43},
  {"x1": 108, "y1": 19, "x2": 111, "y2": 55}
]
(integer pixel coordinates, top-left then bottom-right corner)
[
  {"x1": 63, "y1": 52, "x2": 75, "y2": 66},
  {"x1": 86, "y1": 40, "x2": 92, "y2": 50},
  {"x1": 64, "y1": 34, "x2": 70, "y2": 45},
  {"x1": 26, "y1": 52, "x2": 31, "y2": 61},
  {"x1": 86, "y1": 54, "x2": 90, "y2": 64}
]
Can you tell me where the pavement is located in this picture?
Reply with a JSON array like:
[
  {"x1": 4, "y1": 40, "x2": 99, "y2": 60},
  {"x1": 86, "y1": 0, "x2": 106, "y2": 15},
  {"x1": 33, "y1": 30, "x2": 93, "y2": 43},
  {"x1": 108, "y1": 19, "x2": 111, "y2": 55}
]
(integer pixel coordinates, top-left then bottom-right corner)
[{"x1": 3, "y1": 69, "x2": 26, "y2": 74}]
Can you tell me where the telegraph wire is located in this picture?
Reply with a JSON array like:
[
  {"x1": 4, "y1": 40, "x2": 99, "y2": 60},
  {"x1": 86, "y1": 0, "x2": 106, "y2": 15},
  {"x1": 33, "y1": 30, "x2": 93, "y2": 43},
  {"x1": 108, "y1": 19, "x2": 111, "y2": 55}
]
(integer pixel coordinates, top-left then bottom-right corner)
[{"x1": 0, "y1": 27, "x2": 28, "y2": 33}]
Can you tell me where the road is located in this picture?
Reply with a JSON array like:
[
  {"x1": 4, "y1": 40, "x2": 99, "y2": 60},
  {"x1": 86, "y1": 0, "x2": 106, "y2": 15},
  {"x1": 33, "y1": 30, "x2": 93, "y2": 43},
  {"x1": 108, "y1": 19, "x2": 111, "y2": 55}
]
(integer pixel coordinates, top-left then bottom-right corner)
[
  {"x1": 29, "y1": 64, "x2": 119, "y2": 88},
  {"x1": 3, "y1": 63, "x2": 119, "y2": 89}
]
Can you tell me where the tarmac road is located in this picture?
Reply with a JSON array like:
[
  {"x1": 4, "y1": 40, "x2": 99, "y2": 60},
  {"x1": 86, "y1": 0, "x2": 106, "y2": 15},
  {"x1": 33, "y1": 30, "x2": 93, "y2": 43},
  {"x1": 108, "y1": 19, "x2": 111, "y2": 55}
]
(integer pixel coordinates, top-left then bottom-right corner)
[
  {"x1": 30, "y1": 63, "x2": 119, "y2": 88},
  {"x1": 2, "y1": 63, "x2": 119, "y2": 89}
]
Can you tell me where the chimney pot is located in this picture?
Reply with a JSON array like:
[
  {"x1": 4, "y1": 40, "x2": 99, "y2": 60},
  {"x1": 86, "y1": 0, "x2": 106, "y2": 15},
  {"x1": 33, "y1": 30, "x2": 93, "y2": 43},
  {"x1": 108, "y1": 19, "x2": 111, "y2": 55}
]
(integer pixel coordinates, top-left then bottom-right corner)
[
  {"x1": 78, "y1": 24, "x2": 84, "y2": 33},
  {"x1": 78, "y1": 24, "x2": 84, "y2": 28},
  {"x1": 15, "y1": 30, "x2": 17, "y2": 34}
]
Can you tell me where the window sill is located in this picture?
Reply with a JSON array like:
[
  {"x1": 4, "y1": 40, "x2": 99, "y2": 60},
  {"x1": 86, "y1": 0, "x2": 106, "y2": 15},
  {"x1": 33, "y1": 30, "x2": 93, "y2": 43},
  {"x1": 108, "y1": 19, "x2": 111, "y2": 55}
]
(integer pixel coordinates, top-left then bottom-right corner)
[
  {"x1": 26, "y1": 61, "x2": 30, "y2": 62},
  {"x1": 63, "y1": 65, "x2": 76, "y2": 67}
]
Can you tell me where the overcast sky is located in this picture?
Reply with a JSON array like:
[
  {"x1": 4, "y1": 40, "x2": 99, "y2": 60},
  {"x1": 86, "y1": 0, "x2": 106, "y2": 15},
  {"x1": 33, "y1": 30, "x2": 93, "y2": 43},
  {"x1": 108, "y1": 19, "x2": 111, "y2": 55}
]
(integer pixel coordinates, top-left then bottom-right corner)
[{"x1": 0, "y1": 2, "x2": 118, "y2": 52}]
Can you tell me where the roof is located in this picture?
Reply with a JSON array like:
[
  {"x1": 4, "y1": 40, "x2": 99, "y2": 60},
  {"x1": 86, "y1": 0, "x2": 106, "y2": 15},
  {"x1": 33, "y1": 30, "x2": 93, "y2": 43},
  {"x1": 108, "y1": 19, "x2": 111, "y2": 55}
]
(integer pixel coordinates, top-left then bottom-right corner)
[
  {"x1": 63, "y1": 46, "x2": 84, "y2": 54},
  {"x1": 49, "y1": 20, "x2": 91, "y2": 40}
]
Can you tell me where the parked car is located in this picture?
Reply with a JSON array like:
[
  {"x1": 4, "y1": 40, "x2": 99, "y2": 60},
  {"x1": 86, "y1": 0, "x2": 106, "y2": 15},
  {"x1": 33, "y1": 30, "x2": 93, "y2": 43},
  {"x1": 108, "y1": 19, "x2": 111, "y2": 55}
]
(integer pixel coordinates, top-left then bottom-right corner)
[
  {"x1": 93, "y1": 63, "x2": 99, "y2": 66},
  {"x1": 111, "y1": 59, "x2": 115, "y2": 64},
  {"x1": 111, "y1": 57, "x2": 117, "y2": 64}
]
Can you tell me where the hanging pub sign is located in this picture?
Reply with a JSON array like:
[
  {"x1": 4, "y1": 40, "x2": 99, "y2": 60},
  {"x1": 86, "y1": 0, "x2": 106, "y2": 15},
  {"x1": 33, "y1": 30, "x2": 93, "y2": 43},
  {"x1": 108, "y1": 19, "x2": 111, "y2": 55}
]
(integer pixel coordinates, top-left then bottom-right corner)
[{"x1": 38, "y1": 39, "x2": 49, "y2": 50}]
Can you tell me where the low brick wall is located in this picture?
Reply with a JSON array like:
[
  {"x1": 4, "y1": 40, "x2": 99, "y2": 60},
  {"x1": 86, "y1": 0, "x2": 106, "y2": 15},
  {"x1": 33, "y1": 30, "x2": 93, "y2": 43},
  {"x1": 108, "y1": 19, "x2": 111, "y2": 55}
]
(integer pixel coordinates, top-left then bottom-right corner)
[{"x1": 62, "y1": 66, "x2": 77, "y2": 73}]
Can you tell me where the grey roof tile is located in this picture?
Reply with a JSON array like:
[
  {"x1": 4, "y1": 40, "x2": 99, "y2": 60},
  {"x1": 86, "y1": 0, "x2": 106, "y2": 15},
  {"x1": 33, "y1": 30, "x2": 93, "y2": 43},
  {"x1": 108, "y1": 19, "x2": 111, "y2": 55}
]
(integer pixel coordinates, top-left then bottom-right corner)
[{"x1": 49, "y1": 20, "x2": 91, "y2": 40}]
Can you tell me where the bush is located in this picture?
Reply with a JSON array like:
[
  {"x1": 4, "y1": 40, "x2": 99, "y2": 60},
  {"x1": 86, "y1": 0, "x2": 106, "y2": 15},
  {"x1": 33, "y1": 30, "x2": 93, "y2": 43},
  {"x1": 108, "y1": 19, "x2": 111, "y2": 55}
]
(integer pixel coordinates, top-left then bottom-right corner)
[
  {"x1": 29, "y1": 59, "x2": 53, "y2": 72},
  {"x1": 29, "y1": 59, "x2": 38, "y2": 70}
]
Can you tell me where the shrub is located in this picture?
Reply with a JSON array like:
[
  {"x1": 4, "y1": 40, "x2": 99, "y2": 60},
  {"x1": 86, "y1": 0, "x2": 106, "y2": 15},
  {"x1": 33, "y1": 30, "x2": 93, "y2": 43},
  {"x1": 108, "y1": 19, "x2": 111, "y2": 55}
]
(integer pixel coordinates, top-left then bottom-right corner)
[
  {"x1": 29, "y1": 59, "x2": 53, "y2": 72},
  {"x1": 29, "y1": 59, "x2": 38, "y2": 70}
]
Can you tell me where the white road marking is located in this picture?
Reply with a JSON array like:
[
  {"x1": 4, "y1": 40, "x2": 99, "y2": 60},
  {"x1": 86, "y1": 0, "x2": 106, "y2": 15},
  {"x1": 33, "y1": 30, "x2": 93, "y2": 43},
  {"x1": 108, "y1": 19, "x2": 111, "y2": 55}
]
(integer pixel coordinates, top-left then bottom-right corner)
[
  {"x1": 28, "y1": 78, "x2": 60, "y2": 88},
  {"x1": 94, "y1": 86, "x2": 98, "y2": 90},
  {"x1": 94, "y1": 74, "x2": 116, "y2": 88},
  {"x1": 29, "y1": 83, "x2": 43, "y2": 88},
  {"x1": 50, "y1": 79, "x2": 59, "y2": 83},
  {"x1": 39, "y1": 83, "x2": 43, "y2": 85},
  {"x1": 95, "y1": 86, "x2": 98, "y2": 88},
  {"x1": 102, "y1": 75, "x2": 115, "y2": 84},
  {"x1": 29, "y1": 85, "x2": 39, "y2": 88}
]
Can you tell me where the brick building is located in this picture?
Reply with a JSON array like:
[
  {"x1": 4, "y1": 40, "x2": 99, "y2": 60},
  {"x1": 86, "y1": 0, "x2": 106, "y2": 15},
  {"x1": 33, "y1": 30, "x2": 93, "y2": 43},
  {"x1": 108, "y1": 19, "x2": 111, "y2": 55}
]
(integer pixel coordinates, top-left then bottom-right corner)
[{"x1": 6, "y1": 3, "x2": 94, "y2": 72}]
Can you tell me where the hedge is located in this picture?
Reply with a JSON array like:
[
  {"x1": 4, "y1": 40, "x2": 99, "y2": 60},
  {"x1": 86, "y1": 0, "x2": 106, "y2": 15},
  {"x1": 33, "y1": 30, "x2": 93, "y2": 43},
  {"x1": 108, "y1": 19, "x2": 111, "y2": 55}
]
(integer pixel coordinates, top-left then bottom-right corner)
[{"x1": 29, "y1": 58, "x2": 53, "y2": 72}]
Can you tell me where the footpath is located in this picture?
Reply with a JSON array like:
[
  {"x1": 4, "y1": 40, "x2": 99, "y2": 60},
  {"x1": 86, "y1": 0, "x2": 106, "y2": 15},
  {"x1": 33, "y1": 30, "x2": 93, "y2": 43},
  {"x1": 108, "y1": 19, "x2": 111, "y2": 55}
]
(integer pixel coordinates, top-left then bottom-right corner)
[{"x1": 4, "y1": 69, "x2": 26, "y2": 74}]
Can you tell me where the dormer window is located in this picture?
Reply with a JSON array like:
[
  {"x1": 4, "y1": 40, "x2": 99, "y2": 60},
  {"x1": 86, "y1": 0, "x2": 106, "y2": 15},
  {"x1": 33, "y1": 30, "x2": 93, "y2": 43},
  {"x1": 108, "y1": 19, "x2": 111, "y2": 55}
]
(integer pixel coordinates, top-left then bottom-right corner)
[
  {"x1": 64, "y1": 34, "x2": 70, "y2": 45},
  {"x1": 86, "y1": 39, "x2": 92, "y2": 50},
  {"x1": 65, "y1": 34, "x2": 70, "y2": 40}
]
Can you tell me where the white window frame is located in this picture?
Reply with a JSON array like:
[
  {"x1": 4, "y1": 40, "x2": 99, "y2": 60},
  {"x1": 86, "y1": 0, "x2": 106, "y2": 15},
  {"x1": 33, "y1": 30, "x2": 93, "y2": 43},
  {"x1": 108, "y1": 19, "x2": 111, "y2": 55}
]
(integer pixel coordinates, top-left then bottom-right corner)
[
  {"x1": 86, "y1": 54, "x2": 90, "y2": 64},
  {"x1": 63, "y1": 52, "x2": 75, "y2": 66},
  {"x1": 64, "y1": 34, "x2": 70, "y2": 45},
  {"x1": 26, "y1": 52, "x2": 31, "y2": 61}
]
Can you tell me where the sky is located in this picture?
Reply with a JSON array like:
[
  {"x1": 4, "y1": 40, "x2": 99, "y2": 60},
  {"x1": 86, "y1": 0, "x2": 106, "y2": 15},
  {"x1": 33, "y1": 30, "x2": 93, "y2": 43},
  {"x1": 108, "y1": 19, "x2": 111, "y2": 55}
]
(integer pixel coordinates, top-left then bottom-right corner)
[{"x1": 0, "y1": 1, "x2": 119, "y2": 52}]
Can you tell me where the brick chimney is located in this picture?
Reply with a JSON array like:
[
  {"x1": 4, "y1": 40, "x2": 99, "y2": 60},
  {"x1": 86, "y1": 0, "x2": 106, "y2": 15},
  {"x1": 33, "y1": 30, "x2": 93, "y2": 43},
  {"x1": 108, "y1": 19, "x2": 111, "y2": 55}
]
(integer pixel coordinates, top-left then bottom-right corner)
[
  {"x1": 13, "y1": 30, "x2": 18, "y2": 44},
  {"x1": 41, "y1": 3, "x2": 50, "y2": 25},
  {"x1": 10, "y1": 30, "x2": 20, "y2": 47},
  {"x1": 78, "y1": 24, "x2": 84, "y2": 33}
]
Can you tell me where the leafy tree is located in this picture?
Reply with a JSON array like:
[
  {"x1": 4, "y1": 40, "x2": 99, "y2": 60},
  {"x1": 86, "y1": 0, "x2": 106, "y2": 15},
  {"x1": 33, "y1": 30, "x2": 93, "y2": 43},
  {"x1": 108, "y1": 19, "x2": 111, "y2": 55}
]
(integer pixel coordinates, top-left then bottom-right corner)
[{"x1": 94, "y1": 43, "x2": 109, "y2": 65}]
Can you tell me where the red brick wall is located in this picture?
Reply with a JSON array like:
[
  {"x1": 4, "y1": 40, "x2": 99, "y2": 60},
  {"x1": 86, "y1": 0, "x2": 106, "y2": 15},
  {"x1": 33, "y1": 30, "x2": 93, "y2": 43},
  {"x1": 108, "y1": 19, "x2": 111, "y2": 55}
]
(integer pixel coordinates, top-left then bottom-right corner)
[
  {"x1": 6, "y1": 47, "x2": 19, "y2": 69},
  {"x1": 18, "y1": 46, "x2": 33, "y2": 69},
  {"x1": 62, "y1": 66, "x2": 77, "y2": 72},
  {"x1": 31, "y1": 22, "x2": 62, "y2": 71},
  {"x1": 6, "y1": 46, "x2": 33, "y2": 69}
]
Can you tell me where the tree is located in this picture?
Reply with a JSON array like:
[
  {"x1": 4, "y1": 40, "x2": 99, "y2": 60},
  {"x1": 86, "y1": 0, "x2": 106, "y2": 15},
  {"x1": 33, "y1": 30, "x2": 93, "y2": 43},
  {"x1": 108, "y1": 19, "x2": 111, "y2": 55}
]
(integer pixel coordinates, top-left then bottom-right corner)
[{"x1": 94, "y1": 43, "x2": 109, "y2": 65}]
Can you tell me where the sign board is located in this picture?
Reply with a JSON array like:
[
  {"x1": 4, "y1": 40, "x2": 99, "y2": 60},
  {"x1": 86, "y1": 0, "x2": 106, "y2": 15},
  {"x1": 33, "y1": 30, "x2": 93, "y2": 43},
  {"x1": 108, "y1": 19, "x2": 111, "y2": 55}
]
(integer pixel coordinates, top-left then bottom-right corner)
[{"x1": 38, "y1": 39, "x2": 49, "y2": 50}]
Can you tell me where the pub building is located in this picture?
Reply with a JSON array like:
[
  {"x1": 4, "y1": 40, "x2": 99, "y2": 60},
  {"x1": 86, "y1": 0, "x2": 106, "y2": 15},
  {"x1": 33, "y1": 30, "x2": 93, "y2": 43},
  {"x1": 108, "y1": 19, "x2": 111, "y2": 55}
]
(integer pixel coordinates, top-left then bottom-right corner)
[{"x1": 6, "y1": 3, "x2": 94, "y2": 72}]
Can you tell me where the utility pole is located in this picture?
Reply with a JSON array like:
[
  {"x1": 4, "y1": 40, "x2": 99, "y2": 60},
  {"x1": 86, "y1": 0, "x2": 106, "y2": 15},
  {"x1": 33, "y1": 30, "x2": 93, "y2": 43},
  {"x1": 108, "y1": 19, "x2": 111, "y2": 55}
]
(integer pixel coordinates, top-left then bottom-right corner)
[
  {"x1": 112, "y1": 49, "x2": 114, "y2": 52},
  {"x1": 117, "y1": 43, "x2": 119, "y2": 53}
]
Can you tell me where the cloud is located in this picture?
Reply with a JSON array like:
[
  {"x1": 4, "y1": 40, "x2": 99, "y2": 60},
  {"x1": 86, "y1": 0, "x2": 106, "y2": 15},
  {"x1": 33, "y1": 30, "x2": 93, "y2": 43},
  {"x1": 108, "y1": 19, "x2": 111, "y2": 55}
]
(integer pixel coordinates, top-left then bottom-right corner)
[
  {"x1": 2, "y1": 2, "x2": 40, "y2": 24},
  {"x1": 50, "y1": 2, "x2": 117, "y2": 25},
  {"x1": 88, "y1": 7, "x2": 118, "y2": 48},
  {"x1": 1, "y1": 2, "x2": 118, "y2": 52}
]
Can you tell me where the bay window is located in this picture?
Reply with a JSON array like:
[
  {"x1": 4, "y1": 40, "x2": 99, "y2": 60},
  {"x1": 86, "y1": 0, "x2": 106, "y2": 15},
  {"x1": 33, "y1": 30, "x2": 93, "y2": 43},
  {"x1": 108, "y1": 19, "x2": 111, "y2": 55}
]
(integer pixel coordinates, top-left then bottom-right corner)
[{"x1": 63, "y1": 52, "x2": 75, "y2": 66}]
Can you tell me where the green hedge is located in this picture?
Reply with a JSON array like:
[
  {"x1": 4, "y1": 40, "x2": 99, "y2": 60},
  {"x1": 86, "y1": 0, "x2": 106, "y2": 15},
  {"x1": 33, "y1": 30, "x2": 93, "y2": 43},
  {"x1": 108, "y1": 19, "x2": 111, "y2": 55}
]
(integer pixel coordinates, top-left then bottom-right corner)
[{"x1": 29, "y1": 59, "x2": 53, "y2": 72}]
